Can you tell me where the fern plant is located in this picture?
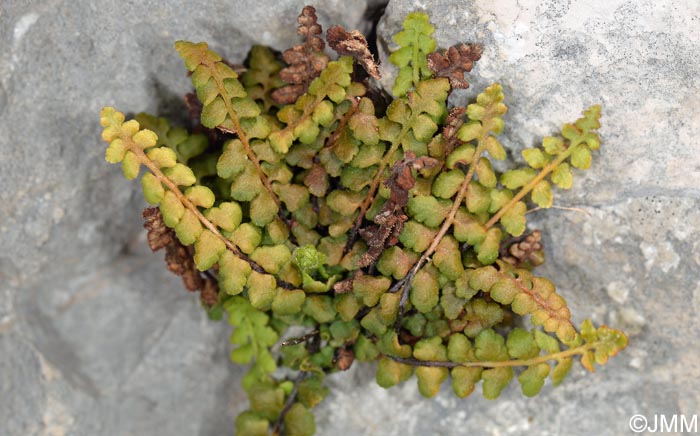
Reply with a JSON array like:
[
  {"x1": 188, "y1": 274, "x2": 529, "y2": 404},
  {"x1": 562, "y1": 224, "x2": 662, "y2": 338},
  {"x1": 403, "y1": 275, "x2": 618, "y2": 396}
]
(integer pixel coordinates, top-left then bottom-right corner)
[{"x1": 101, "y1": 7, "x2": 627, "y2": 435}]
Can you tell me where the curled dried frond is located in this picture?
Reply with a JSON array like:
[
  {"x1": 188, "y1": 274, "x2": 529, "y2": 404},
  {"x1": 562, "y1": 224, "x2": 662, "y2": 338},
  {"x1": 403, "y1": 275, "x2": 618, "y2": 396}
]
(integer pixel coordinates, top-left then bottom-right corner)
[
  {"x1": 427, "y1": 43, "x2": 483, "y2": 89},
  {"x1": 165, "y1": 242, "x2": 203, "y2": 292},
  {"x1": 272, "y1": 6, "x2": 330, "y2": 104},
  {"x1": 441, "y1": 106, "x2": 466, "y2": 156},
  {"x1": 501, "y1": 230, "x2": 545, "y2": 268},
  {"x1": 142, "y1": 207, "x2": 204, "y2": 292},
  {"x1": 334, "y1": 347, "x2": 355, "y2": 371},
  {"x1": 327, "y1": 25, "x2": 380, "y2": 79},
  {"x1": 297, "y1": 5, "x2": 325, "y2": 51},
  {"x1": 332, "y1": 277, "x2": 354, "y2": 294},
  {"x1": 358, "y1": 151, "x2": 439, "y2": 268},
  {"x1": 443, "y1": 107, "x2": 466, "y2": 140},
  {"x1": 200, "y1": 277, "x2": 219, "y2": 306},
  {"x1": 143, "y1": 207, "x2": 172, "y2": 251}
]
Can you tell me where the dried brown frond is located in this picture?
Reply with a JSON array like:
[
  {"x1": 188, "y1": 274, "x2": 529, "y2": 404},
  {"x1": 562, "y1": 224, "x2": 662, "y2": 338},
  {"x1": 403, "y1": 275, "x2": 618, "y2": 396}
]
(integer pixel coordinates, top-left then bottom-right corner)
[
  {"x1": 142, "y1": 207, "x2": 218, "y2": 295},
  {"x1": 326, "y1": 25, "x2": 380, "y2": 79},
  {"x1": 332, "y1": 277, "x2": 354, "y2": 294},
  {"x1": 143, "y1": 207, "x2": 172, "y2": 251},
  {"x1": 271, "y1": 6, "x2": 329, "y2": 104},
  {"x1": 501, "y1": 230, "x2": 545, "y2": 268},
  {"x1": 165, "y1": 242, "x2": 203, "y2": 291},
  {"x1": 334, "y1": 347, "x2": 355, "y2": 371},
  {"x1": 442, "y1": 106, "x2": 466, "y2": 154},
  {"x1": 427, "y1": 43, "x2": 483, "y2": 89},
  {"x1": 200, "y1": 277, "x2": 219, "y2": 306},
  {"x1": 357, "y1": 151, "x2": 439, "y2": 268}
]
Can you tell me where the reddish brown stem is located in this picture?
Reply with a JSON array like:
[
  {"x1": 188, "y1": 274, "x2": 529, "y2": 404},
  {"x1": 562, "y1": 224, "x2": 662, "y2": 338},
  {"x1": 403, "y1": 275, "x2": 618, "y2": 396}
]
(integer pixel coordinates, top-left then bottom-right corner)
[
  {"x1": 127, "y1": 142, "x2": 293, "y2": 289},
  {"x1": 392, "y1": 138, "x2": 487, "y2": 332},
  {"x1": 325, "y1": 96, "x2": 360, "y2": 149},
  {"x1": 345, "y1": 129, "x2": 406, "y2": 253},
  {"x1": 385, "y1": 342, "x2": 594, "y2": 368},
  {"x1": 271, "y1": 372, "x2": 308, "y2": 436},
  {"x1": 208, "y1": 67, "x2": 282, "y2": 211},
  {"x1": 484, "y1": 139, "x2": 582, "y2": 230}
]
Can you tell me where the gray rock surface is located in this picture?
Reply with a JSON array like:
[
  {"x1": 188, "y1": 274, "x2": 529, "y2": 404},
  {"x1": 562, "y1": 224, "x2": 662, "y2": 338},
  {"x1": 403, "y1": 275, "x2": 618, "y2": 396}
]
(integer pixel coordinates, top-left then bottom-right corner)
[{"x1": 1, "y1": 0, "x2": 698, "y2": 435}]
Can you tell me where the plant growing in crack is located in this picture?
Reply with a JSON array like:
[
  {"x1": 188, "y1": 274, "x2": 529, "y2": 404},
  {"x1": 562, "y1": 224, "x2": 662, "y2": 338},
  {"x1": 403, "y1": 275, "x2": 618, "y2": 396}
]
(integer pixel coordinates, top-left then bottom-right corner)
[{"x1": 100, "y1": 6, "x2": 627, "y2": 435}]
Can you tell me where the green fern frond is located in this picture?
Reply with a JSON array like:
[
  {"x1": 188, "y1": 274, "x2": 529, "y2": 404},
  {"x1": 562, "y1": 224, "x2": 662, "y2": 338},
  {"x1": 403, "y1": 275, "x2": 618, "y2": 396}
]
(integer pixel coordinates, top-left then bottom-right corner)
[
  {"x1": 175, "y1": 41, "x2": 282, "y2": 214},
  {"x1": 268, "y1": 56, "x2": 354, "y2": 154},
  {"x1": 175, "y1": 41, "x2": 256, "y2": 130},
  {"x1": 466, "y1": 261, "x2": 576, "y2": 342},
  {"x1": 388, "y1": 12, "x2": 437, "y2": 96},
  {"x1": 225, "y1": 295, "x2": 279, "y2": 388},
  {"x1": 385, "y1": 319, "x2": 626, "y2": 400},
  {"x1": 134, "y1": 113, "x2": 208, "y2": 164},
  {"x1": 242, "y1": 45, "x2": 285, "y2": 112},
  {"x1": 492, "y1": 105, "x2": 602, "y2": 222}
]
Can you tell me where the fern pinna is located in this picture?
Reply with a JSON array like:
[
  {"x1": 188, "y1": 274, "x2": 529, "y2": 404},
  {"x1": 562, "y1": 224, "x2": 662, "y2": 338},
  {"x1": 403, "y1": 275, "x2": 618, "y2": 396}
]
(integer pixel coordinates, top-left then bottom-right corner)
[{"x1": 100, "y1": 7, "x2": 626, "y2": 436}]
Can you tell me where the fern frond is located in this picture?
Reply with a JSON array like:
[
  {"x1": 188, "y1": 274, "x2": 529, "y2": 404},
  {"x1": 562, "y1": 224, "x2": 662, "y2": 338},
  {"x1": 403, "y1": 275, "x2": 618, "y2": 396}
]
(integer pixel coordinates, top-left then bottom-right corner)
[
  {"x1": 242, "y1": 45, "x2": 285, "y2": 112},
  {"x1": 174, "y1": 41, "x2": 281, "y2": 211},
  {"x1": 487, "y1": 105, "x2": 602, "y2": 229},
  {"x1": 388, "y1": 12, "x2": 437, "y2": 96},
  {"x1": 389, "y1": 83, "x2": 507, "y2": 331},
  {"x1": 101, "y1": 108, "x2": 289, "y2": 297},
  {"x1": 466, "y1": 261, "x2": 576, "y2": 341},
  {"x1": 225, "y1": 295, "x2": 279, "y2": 388},
  {"x1": 268, "y1": 56, "x2": 354, "y2": 154},
  {"x1": 385, "y1": 320, "x2": 627, "y2": 399}
]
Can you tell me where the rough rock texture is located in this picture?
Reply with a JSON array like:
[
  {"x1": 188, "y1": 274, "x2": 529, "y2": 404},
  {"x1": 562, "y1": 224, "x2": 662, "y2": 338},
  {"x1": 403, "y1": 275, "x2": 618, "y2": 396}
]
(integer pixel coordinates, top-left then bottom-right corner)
[{"x1": 1, "y1": 0, "x2": 698, "y2": 435}]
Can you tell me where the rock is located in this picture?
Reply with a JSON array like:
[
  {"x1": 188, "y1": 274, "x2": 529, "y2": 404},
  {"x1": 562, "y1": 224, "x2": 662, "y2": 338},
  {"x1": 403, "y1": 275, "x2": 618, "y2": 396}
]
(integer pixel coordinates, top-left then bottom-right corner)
[
  {"x1": 609, "y1": 307, "x2": 646, "y2": 336},
  {"x1": 2, "y1": 0, "x2": 699, "y2": 435},
  {"x1": 606, "y1": 281, "x2": 630, "y2": 304}
]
